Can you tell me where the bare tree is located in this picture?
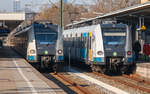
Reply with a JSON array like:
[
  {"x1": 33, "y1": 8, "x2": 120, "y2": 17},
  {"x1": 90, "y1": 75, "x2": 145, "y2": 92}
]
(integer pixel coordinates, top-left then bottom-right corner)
[
  {"x1": 36, "y1": 0, "x2": 140, "y2": 26},
  {"x1": 36, "y1": 3, "x2": 88, "y2": 26}
]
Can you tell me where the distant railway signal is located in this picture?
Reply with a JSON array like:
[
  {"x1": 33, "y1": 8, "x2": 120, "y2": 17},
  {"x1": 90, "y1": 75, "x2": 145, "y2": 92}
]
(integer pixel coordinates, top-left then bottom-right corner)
[{"x1": 141, "y1": 25, "x2": 146, "y2": 31}]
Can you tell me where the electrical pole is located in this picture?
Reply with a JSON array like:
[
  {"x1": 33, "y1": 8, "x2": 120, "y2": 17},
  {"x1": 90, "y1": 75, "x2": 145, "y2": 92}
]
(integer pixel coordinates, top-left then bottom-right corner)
[{"x1": 60, "y1": 0, "x2": 64, "y2": 32}]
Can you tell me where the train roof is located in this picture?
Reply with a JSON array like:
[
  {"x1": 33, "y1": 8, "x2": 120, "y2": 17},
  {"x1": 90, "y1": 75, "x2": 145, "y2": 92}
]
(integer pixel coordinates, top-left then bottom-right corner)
[
  {"x1": 64, "y1": 24, "x2": 100, "y2": 37},
  {"x1": 13, "y1": 21, "x2": 59, "y2": 36}
]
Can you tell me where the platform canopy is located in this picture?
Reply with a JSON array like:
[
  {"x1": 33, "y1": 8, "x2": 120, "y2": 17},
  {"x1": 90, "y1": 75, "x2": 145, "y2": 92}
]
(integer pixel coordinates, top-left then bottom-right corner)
[
  {"x1": 0, "y1": 12, "x2": 25, "y2": 36},
  {"x1": 66, "y1": 2, "x2": 150, "y2": 28}
]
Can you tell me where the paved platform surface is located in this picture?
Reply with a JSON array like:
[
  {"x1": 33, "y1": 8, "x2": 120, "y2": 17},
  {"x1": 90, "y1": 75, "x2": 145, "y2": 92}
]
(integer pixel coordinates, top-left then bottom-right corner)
[
  {"x1": 136, "y1": 63, "x2": 150, "y2": 79},
  {"x1": 0, "y1": 47, "x2": 67, "y2": 94}
]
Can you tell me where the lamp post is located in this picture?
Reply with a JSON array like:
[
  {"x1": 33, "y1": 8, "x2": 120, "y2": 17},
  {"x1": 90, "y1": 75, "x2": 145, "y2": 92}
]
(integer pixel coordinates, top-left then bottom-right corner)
[{"x1": 60, "y1": 0, "x2": 63, "y2": 33}]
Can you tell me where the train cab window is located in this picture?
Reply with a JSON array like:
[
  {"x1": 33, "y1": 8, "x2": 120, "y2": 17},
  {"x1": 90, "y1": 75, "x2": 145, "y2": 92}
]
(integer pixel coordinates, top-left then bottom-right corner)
[{"x1": 36, "y1": 33, "x2": 57, "y2": 43}]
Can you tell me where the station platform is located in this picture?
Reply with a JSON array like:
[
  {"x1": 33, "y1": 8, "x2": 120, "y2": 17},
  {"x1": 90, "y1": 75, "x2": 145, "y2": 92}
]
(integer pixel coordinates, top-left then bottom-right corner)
[
  {"x1": 0, "y1": 47, "x2": 66, "y2": 94},
  {"x1": 136, "y1": 62, "x2": 150, "y2": 79}
]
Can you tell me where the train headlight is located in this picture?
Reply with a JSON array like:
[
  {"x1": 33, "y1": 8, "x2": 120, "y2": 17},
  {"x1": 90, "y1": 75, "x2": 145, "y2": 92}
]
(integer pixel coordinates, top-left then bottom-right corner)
[
  {"x1": 58, "y1": 49, "x2": 63, "y2": 54},
  {"x1": 127, "y1": 51, "x2": 132, "y2": 55},
  {"x1": 44, "y1": 50, "x2": 48, "y2": 55},
  {"x1": 30, "y1": 49, "x2": 35, "y2": 54},
  {"x1": 97, "y1": 51, "x2": 103, "y2": 55}
]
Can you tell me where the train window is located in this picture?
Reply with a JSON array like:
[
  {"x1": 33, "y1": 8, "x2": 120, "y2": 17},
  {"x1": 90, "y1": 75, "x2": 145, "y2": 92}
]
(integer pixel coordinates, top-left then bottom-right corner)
[
  {"x1": 104, "y1": 36, "x2": 125, "y2": 45},
  {"x1": 75, "y1": 34, "x2": 77, "y2": 48},
  {"x1": 71, "y1": 34, "x2": 72, "y2": 37},
  {"x1": 83, "y1": 33, "x2": 87, "y2": 48},
  {"x1": 36, "y1": 33, "x2": 57, "y2": 43},
  {"x1": 80, "y1": 36, "x2": 82, "y2": 48},
  {"x1": 73, "y1": 37, "x2": 74, "y2": 47},
  {"x1": 85, "y1": 37, "x2": 87, "y2": 48},
  {"x1": 81, "y1": 33, "x2": 83, "y2": 48},
  {"x1": 87, "y1": 33, "x2": 90, "y2": 49},
  {"x1": 66, "y1": 34, "x2": 68, "y2": 38}
]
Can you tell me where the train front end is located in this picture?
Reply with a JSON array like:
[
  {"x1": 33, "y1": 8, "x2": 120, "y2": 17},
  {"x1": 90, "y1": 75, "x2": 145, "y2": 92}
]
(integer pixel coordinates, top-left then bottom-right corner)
[
  {"x1": 34, "y1": 22, "x2": 63, "y2": 69},
  {"x1": 101, "y1": 24, "x2": 135, "y2": 73}
]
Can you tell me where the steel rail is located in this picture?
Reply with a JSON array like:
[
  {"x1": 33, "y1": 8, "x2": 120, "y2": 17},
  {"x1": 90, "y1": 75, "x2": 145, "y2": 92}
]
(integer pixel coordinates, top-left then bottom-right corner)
[
  {"x1": 57, "y1": 73, "x2": 91, "y2": 94},
  {"x1": 93, "y1": 72, "x2": 150, "y2": 93},
  {"x1": 123, "y1": 74, "x2": 150, "y2": 85}
]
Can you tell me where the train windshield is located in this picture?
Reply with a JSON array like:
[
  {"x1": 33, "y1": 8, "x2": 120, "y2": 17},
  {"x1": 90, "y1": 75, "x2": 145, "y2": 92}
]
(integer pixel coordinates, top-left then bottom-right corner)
[
  {"x1": 104, "y1": 36, "x2": 126, "y2": 45},
  {"x1": 36, "y1": 33, "x2": 57, "y2": 44},
  {"x1": 102, "y1": 27, "x2": 126, "y2": 46}
]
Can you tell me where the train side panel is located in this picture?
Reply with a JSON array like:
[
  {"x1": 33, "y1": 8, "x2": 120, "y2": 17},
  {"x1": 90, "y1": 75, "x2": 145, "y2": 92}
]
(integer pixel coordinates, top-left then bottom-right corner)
[
  {"x1": 125, "y1": 25, "x2": 133, "y2": 64},
  {"x1": 56, "y1": 27, "x2": 64, "y2": 62},
  {"x1": 27, "y1": 26, "x2": 37, "y2": 62},
  {"x1": 93, "y1": 25, "x2": 105, "y2": 64},
  {"x1": 64, "y1": 25, "x2": 101, "y2": 64}
]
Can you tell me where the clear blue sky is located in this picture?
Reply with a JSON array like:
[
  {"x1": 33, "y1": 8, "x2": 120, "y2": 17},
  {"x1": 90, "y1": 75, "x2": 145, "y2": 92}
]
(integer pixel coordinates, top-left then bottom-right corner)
[{"x1": 0, "y1": 0, "x2": 93, "y2": 12}]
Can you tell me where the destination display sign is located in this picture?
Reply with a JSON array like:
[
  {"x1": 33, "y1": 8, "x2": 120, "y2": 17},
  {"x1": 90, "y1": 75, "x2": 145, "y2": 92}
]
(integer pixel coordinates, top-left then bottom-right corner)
[{"x1": 102, "y1": 28, "x2": 126, "y2": 32}]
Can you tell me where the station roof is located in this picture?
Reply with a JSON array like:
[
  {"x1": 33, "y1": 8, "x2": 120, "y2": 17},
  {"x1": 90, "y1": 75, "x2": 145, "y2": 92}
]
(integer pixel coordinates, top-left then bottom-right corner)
[
  {"x1": 0, "y1": 12, "x2": 25, "y2": 21},
  {"x1": 66, "y1": 1, "x2": 150, "y2": 27},
  {"x1": 0, "y1": 12, "x2": 25, "y2": 36}
]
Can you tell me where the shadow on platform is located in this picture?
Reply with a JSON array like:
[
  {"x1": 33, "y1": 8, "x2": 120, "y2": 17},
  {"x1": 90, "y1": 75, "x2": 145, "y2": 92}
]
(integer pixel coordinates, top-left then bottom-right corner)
[{"x1": 0, "y1": 46, "x2": 22, "y2": 59}]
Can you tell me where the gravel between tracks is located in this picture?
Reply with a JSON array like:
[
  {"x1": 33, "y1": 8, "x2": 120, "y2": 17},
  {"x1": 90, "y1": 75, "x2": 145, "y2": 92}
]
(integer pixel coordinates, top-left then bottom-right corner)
[{"x1": 65, "y1": 66, "x2": 149, "y2": 94}]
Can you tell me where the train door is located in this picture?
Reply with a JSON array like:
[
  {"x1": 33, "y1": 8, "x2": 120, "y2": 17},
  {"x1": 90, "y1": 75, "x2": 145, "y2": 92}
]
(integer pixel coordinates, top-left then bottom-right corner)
[
  {"x1": 75, "y1": 33, "x2": 78, "y2": 60},
  {"x1": 82, "y1": 33, "x2": 88, "y2": 62},
  {"x1": 80, "y1": 34, "x2": 83, "y2": 61},
  {"x1": 87, "y1": 33, "x2": 90, "y2": 64},
  {"x1": 70, "y1": 34, "x2": 73, "y2": 59},
  {"x1": 86, "y1": 32, "x2": 93, "y2": 64},
  {"x1": 72, "y1": 35, "x2": 75, "y2": 60}
]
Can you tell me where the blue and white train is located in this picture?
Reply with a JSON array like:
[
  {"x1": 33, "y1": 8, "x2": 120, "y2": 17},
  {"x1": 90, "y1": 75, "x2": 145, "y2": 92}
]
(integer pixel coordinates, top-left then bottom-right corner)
[
  {"x1": 9, "y1": 21, "x2": 64, "y2": 71},
  {"x1": 63, "y1": 24, "x2": 136, "y2": 73}
]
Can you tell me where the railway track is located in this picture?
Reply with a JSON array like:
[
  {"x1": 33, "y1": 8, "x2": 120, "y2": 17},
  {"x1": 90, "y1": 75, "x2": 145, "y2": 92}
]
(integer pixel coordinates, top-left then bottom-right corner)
[
  {"x1": 93, "y1": 72, "x2": 150, "y2": 94},
  {"x1": 34, "y1": 64, "x2": 150, "y2": 94},
  {"x1": 35, "y1": 70, "x2": 90, "y2": 94},
  {"x1": 55, "y1": 73, "x2": 91, "y2": 94},
  {"x1": 122, "y1": 74, "x2": 150, "y2": 86}
]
